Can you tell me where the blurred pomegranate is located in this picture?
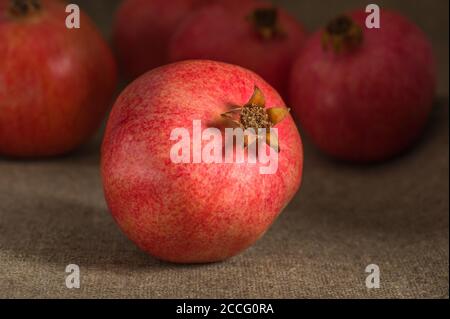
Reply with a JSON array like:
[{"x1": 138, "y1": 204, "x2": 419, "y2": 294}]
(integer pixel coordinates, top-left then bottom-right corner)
[
  {"x1": 290, "y1": 10, "x2": 436, "y2": 162},
  {"x1": 101, "y1": 60, "x2": 303, "y2": 263},
  {"x1": 168, "y1": 0, "x2": 307, "y2": 98},
  {"x1": 0, "y1": 0, "x2": 117, "y2": 157},
  {"x1": 113, "y1": 0, "x2": 206, "y2": 80}
]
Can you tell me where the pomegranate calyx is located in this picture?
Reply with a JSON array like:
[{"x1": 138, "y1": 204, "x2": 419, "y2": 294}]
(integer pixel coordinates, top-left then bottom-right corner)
[
  {"x1": 247, "y1": 7, "x2": 285, "y2": 40},
  {"x1": 9, "y1": 0, "x2": 41, "y2": 17},
  {"x1": 322, "y1": 15, "x2": 363, "y2": 53},
  {"x1": 220, "y1": 86, "x2": 290, "y2": 152}
]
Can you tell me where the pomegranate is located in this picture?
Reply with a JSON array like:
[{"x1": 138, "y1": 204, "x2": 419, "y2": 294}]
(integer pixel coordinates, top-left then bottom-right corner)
[
  {"x1": 290, "y1": 10, "x2": 436, "y2": 162},
  {"x1": 113, "y1": 0, "x2": 206, "y2": 80},
  {"x1": 101, "y1": 60, "x2": 303, "y2": 263},
  {"x1": 168, "y1": 0, "x2": 307, "y2": 98},
  {"x1": 0, "y1": 0, "x2": 117, "y2": 157}
]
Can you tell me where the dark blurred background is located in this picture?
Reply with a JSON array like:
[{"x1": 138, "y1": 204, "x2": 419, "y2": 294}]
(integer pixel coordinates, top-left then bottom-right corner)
[{"x1": 74, "y1": 0, "x2": 449, "y2": 96}]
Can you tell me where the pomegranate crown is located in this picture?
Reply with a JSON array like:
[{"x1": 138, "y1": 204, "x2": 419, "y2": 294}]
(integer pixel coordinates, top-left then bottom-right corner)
[
  {"x1": 247, "y1": 7, "x2": 285, "y2": 40},
  {"x1": 221, "y1": 86, "x2": 290, "y2": 153},
  {"x1": 8, "y1": 0, "x2": 41, "y2": 17},
  {"x1": 322, "y1": 14, "x2": 363, "y2": 53}
]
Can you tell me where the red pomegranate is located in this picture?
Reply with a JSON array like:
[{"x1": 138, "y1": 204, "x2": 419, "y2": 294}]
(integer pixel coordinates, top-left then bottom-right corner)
[
  {"x1": 290, "y1": 10, "x2": 436, "y2": 162},
  {"x1": 113, "y1": 0, "x2": 206, "y2": 80},
  {"x1": 0, "y1": 0, "x2": 117, "y2": 157},
  {"x1": 168, "y1": 0, "x2": 307, "y2": 98},
  {"x1": 101, "y1": 60, "x2": 303, "y2": 263}
]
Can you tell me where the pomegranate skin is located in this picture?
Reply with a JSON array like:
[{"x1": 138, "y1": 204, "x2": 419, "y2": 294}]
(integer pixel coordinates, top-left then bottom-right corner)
[
  {"x1": 101, "y1": 60, "x2": 303, "y2": 263},
  {"x1": 168, "y1": 0, "x2": 307, "y2": 98},
  {"x1": 0, "y1": 0, "x2": 117, "y2": 157},
  {"x1": 113, "y1": 0, "x2": 206, "y2": 80},
  {"x1": 290, "y1": 10, "x2": 436, "y2": 162}
]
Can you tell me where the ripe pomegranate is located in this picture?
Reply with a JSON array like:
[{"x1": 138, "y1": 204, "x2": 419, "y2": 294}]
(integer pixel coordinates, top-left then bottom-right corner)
[
  {"x1": 290, "y1": 10, "x2": 436, "y2": 162},
  {"x1": 168, "y1": 0, "x2": 307, "y2": 98},
  {"x1": 0, "y1": 0, "x2": 117, "y2": 157},
  {"x1": 101, "y1": 60, "x2": 303, "y2": 263},
  {"x1": 113, "y1": 0, "x2": 206, "y2": 80}
]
